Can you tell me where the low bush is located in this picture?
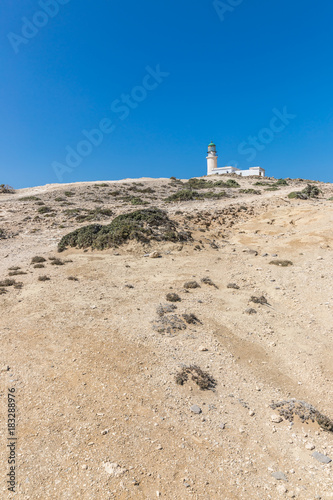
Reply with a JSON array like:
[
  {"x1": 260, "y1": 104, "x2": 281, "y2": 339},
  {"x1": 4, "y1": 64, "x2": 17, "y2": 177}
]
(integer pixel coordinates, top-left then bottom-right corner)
[
  {"x1": 269, "y1": 260, "x2": 293, "y2": 266},
  {"x1": 166, "y1": 292, "x2": 181, "y2": 302},
  {"x1": 37, "y1": 206, "x2": 53, "y2": 214},
  {"x1": 176, "y1": 365, "x2": 216, "y2": 390},
  {"x1": 58, "y1": 208, "x2": 191, "y2": 251},
  {"x1": 31, "y1": 256, "x2": 46, "y2": 263},
  {"x1": 19, "y1": 196, "x2": 41, "y2": 201},
  {"x1": 239, "y1": 189, "x2": 261, "y2": 195},
  {"x1": 38, "y1": 275, "x2": 50, "y2": 281},
  {"x1": 288, "y1": 184, "x2": 321, "y2": 199},
  {"x1": 0, "y1": 184, "x2": 14, "y2": 194}
]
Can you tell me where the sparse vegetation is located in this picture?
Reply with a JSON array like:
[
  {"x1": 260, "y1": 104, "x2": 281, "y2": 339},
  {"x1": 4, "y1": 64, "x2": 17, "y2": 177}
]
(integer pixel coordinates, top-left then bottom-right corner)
[
  {"x1": 37, "y1": 206, "x2": 53, "y2": 214},
  {"x1": 250, "y1": 295, "x2": 268, "y2": 305},
  {"x1": 239, "y1": 189, "x2": 261, "y2": 195},
  {"x1": 64, "y1": 191, "x2": 75, "y2": 197},
  {"x1": 152, "y1": 314, "x2": 186, "y2": 334},
  {"x1": 166, "y1": 292, "x2": 181, "y2": 302},
  {"x1": 201, "y1": 277, "x2": 218, "y2": 288},
  {"x1": 58, "y1": 208, "x2": 191, "y2": 252},
  {"x1": 175, "y1": 365, "x2": 216, "y2": 390},
  {"x1": 8, "y1": 270, "x2": 27, "y2": 276},
  {"x1": 0, "y1": 184, "x2": 14, "y2": 194},
  {"x1": 288, "y1": 184, "x2": 321, "y2": 199},
  {"x1": 38, "y1": 275, "x2": 50, "y2": 281},
  {"x1": 130, "y1": 197, "x2": 149, "y2": 206},
  {"x1": 156, "y1": 304, "x2": 177, "y2": 316},
  {"x1": 165, "y1": 189, "x2": 201, "y2": 202},
  {"x1": 50, "y1": 259, "x2": 64, "y2": 265},
  {"x1": 19, "y1": 196, "x2": 41, "y2": 201},
  {"x1": 33, "y1": 264, "x2": 45, "y2": 269},
  {"x1": 274, "y1": 178, "x2": 288, "y2": 186},
  {"x1": 182, "y1": 313, "x2": 200, "y2": 324},
  {"x1": 184, "y1": 281, "x2": 200, "y2": 289},
  {"x1": 269, "y1": 260, "x2": 293, "y2": 266},
  {"x1": 68, "y1": 276, "x2": 78, "y2": 281},
  {"x1": 0, "y1": 279, "x2": 16, "y2": 287},
  {"x1": 31, "y1": 256, "x2": 46, "y2": 264},
  {"x1": 227, "y1": 283, "x2": 240, "y2": 289}
]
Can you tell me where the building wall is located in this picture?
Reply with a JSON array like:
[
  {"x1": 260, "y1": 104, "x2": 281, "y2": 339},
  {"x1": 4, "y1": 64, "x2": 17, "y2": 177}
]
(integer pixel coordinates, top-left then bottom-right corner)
[{"x1": 208, "y1": 168, "x2": 265, "y2": 177}]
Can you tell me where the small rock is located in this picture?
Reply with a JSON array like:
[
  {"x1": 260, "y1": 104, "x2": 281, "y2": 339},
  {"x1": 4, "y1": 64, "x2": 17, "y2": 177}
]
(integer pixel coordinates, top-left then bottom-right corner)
[
  {"x1": 1, "y1": 365, "x2": 10, "y2": 372},
  {"x1": 287, "y1": 491, "x2": 295, "y2": 498},
  {"x1": 312, "y1": 451, "x2": 332, "y2": 464},
  {"x1": 239, "y1": 427, "x2": 245, "y2": 434},
  {"x1": 198, "y1": 346, "x2": 208, "y2": 351},
  {"x1": 245, "y1": 308, "x2": 257, "y2": 314},
  {"x1": 190, "y1": 405, "x2": 202, "y2": 414},
  {"x1": 277, "y1": 484, "x2": 287, "y2": 494},
  {"x1": 272, "y1": 253, "x2": 278, "y2": 257},
  {"x1": 101, "y1": 429, "x2": 109, "y2": 435},
  {"x1": 149, "y1": 251, "x2": 161, "y2": 258},
  {"x1": 305, "y1": 443, "x2": 315, "y2": 450},
  {"x1": 271, "y1": 471, "x2": 288, "y2": 481},
  {"x1": 219, "y1": 423, "x2": 226, "y2": 430},
  {"x1": 103, "y1": 462, "x2": 127, "y2": 476},
  {"x1": 249, "y1": 410, "x2": 255, "y2": 416},
  {"x1": 262, "y1": 253, "x2": 269, "y2": 257},
  {"x1": 271, "y1": 415, "x2": 283, "y2": 423},
  {"x1": 81, "y1": 464, "x2": 88, "y2": 470}
]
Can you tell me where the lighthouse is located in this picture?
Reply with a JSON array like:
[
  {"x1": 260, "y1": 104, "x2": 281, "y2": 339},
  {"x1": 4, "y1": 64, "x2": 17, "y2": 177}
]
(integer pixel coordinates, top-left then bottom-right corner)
[{"x1": 206, "y1": 142, "x2": 218, "y2": 175}]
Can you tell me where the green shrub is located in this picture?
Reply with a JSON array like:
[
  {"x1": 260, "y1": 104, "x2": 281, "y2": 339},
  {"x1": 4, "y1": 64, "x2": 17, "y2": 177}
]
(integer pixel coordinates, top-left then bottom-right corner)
[
  {"x1": 130, "y1": 197, "x2": 149, "y2": 205},
  {"x1": 224, "y1": 179, "x2": 240, "y2": 187},
  {"x1": 19, "y1": 196, "x2": 41, "y2": 201},
  {"x1": 165, "y1": 189, "x2": 202, "y2": 202},
  {"x1": 37, "y1": 206, "x2": 53, "y2": 214},
  {"x1": 239, "y1": 189, "x2": 261, "y2": 195},
  {"x1": 274, "y1": 178, "x2": 288, "y2": 186},
  {"x1": 64, "y1": 191, "x2": 75, "y2": 197},
  {"x1": 58, "y1": 208, "x2": 191, "y2": 251},
  {"x1": 288, "y1": 184, "x2": 320, "y2": 199}
]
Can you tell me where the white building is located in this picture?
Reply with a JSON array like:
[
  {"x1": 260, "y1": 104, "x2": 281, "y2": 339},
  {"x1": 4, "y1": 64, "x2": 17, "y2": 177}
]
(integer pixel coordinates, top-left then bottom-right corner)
[{"x1": 206, "y1": 142, "x2": 265, "y2": 177}]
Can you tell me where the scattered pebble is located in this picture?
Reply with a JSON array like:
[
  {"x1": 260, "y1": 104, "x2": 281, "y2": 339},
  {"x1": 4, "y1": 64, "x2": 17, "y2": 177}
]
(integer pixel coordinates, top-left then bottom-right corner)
[
  {"x1": 271, "y1": 471, "x2": 288, "y2": 481},
  {"x1": 190, "y1": 405, "x2": 202, "y2": 414},
  {"x1": 312, "y1": 451, "x2": 332, "y2": 464}
]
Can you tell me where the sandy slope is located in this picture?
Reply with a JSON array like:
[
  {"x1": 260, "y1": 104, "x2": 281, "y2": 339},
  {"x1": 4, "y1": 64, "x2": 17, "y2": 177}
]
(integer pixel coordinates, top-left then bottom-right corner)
[{"x1": 0, "y1": 176, "x2": 332, "y2": 499}]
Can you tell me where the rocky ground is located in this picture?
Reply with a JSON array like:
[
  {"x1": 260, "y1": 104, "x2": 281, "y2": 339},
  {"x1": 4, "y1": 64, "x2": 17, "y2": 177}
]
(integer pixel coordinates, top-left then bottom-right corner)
[{"x1": 0, "y1": 175, "x2": 332, "y2": 499}]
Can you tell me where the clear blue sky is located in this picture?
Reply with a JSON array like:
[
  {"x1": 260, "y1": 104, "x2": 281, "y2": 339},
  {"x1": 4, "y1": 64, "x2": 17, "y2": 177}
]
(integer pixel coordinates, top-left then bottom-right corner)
[{"x1": 1, "y1": 0, "x2": 332, "y2": 188}]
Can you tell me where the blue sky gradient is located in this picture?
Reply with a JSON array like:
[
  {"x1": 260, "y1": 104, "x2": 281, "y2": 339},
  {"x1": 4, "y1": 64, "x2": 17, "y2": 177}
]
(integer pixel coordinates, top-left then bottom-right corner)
[{"x1": 1, "y1": 0, "x2": 332, "y2": 188}]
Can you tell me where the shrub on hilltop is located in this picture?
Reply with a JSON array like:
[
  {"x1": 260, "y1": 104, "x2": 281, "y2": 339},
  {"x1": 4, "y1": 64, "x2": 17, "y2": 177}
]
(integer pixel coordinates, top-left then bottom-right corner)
[{"x1": 0, "y1": 184, "x2": 14, "y2": 194}]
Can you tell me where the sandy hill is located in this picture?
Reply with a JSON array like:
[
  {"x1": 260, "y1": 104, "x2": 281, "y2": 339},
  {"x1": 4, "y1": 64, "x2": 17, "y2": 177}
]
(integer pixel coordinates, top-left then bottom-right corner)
[{"x1": 0, "y1": 175, "x2": 332, "y2": 499}]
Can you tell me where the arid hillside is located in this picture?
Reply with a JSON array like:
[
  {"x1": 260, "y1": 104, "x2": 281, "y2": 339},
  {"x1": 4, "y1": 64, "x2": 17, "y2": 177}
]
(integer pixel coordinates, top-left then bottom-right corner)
[{"x1": 0, "y1": 175, "x2": 332, "y2": 499}]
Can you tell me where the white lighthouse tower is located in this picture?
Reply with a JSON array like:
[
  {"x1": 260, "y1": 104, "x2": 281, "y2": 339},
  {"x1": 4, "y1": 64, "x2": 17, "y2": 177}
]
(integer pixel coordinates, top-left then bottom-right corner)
[{"x1": 206, "y1": 141, "x2": 218, "y2": 175}]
